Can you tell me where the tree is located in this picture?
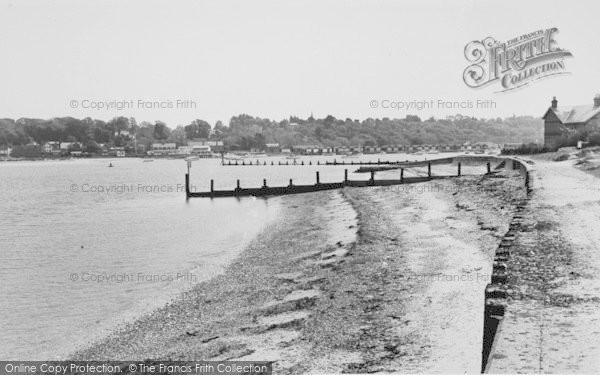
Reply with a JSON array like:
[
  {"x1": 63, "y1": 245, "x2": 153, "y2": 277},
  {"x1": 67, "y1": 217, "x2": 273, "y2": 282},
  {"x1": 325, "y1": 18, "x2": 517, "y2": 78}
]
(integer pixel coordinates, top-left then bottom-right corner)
[
  {"x1": 153, "y1": 121, "x2": 170, "y2": 140},
  {"x1": 405, "y1": 115, "x2": 421, "y2": 122},
  {"x1": 184, "y1": 119, "x2": 211, "y2": 139},
  {"x1": 84, "y1": 141, "x2": 101, "y2": 154},
  {"x1": 253, "y1": 133, "x2": 266, "y2": 149}
]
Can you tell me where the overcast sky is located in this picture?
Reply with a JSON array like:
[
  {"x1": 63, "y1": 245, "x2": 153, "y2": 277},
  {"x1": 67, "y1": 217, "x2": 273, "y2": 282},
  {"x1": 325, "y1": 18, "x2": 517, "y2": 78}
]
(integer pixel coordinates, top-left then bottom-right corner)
[{"x1": 1, "y1": 0, "x2": 599, "y2": 126}]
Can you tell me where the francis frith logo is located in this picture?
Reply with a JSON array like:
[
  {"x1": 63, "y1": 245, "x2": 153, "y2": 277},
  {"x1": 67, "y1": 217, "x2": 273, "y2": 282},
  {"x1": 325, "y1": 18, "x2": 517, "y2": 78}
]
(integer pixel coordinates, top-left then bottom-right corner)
[{"x1": 463, "y1": 27, "x2": 572, "y2": 92}]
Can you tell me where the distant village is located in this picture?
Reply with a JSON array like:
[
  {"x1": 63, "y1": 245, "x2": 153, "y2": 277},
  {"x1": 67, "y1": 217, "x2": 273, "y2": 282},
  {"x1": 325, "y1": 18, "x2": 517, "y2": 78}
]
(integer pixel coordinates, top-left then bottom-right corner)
[
  {"x1": 0, "y1": 113, "x2": 548, "y2": 160},
  {"x1": 0, "y1": 138, "x2": 503, "y2": 160}
]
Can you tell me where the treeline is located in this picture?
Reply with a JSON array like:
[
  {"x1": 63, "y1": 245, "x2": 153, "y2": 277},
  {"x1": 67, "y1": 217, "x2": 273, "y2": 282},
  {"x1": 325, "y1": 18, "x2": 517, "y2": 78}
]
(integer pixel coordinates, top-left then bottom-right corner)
[
  {"x1": 221, "y1": 114, "x2": 543, "y2": 149},
  {"x1": 0, "y1": 114, "x2": 543, "y2": 151}
]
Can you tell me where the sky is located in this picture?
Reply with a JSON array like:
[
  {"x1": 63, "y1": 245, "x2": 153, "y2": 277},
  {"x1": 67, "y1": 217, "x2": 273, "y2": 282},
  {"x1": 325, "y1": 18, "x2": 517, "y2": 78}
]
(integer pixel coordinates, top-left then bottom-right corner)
[{"x1": 1, "y1": 0, "x2": 599, "y2": 127}]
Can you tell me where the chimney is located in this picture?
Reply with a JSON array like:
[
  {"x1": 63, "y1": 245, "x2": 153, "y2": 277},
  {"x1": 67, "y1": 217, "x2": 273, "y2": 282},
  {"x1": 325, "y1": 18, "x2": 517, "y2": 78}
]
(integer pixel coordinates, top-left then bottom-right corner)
[
  {"x1": 551, "y1": 96, "x2": 558, "y2": 109},
  {"x1": 594, "y1": 94, "x2": 600, "y2": 108}
]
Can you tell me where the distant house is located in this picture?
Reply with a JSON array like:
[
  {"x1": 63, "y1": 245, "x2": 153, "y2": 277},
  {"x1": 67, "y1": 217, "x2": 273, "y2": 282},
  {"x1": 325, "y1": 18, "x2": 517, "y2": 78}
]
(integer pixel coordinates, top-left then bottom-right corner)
[
  {"x1": 265, "y1": 143, "x2": 280, "y2": 153},
  {"x1": 292, "y1": 145, "x2": 319, "y2": 155},
  {"x1": 109, "y1": 147, "x2": 126, "y2": 157},
  {"x1": 43, "y1": 141, "x2": 61, "y2": 154},
  {"x1": 60, "y1": 142, "x2": 74, "y2": 150},
  {"x1": 152, "y1": 143, "x2": 176, "y2": 150},
  {"x1": 114, "y1": 130, "x2": 131, "y2": 137},
  {"x1": 189, "y1": 145, "x2": 211, "y2": 157},
  {"x1": 178, "y1": 146, "x2": 192, "y2": 155},
  {"x1": 0, "y1": 147, "x2": 12, "y2": 156},
  {"x1": 150, "y1": 143, "x2": 177, "y2": 155},
  {"x1": 188, "y1": 140, "x2": 224, "y2": 153},
  {"x1": 543, "y1": 95, "x2": 600, "y2": 149}
]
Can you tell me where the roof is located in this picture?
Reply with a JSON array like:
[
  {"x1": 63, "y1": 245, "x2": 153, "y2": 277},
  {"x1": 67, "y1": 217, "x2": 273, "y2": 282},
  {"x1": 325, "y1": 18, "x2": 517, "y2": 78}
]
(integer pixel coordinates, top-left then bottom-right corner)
[{"x1": 544, "y1": 105, "x2": 600, "y2": 124}]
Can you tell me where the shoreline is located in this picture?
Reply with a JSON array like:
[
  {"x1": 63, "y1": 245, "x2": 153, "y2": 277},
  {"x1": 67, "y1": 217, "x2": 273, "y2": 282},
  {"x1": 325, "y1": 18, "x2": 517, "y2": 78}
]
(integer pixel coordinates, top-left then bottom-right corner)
[{"x1": 73, "y1": 169, "x2": 525, "y2": 373}]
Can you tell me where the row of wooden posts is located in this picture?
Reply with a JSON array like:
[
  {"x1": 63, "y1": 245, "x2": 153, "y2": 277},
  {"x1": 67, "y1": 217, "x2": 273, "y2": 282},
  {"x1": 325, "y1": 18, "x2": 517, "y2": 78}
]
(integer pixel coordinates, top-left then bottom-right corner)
[
  {"x1": 186, "y1": 161, "x2": 498, "y2": 198},
  {"x1": 212, "y1": 162, "x2": 482, "y2": 192},
  {"x1": 222, "y1": 158, "x2": 414, "y2": 166}
]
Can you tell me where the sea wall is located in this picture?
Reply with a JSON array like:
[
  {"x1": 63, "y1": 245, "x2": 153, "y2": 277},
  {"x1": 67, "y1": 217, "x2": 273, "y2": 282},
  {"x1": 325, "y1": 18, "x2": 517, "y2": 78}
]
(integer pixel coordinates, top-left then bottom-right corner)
[{"x1": 481, "y1": 157, "x2": 534, "y2": 372}]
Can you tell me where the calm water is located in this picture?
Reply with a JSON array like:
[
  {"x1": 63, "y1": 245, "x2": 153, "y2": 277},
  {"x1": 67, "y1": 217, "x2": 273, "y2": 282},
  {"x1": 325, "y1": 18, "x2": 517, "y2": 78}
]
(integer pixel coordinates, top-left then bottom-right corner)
[{"x1": 0, "y1": 153, "x2": 447, "y2": 360}]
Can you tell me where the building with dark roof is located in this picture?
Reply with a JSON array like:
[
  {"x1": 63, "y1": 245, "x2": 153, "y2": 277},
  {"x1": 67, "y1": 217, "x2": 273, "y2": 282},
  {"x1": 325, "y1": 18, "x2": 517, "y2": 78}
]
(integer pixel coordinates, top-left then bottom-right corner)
[{"x1": 543, "y1": 95, "x2": 600, "y2": 149}]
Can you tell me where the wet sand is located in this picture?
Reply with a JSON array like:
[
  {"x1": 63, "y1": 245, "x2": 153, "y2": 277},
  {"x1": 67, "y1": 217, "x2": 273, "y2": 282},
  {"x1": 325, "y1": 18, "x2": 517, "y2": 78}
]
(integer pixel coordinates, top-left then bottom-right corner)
[{"x1": 74, "y1": 169, "x2": 524, "y2": 373}]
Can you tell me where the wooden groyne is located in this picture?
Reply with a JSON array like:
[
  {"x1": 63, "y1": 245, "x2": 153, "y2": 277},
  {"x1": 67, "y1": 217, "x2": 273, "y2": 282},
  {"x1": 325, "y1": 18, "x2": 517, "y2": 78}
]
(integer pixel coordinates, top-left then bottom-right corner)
[
  {"x1": 221, "y1": 155, "x2": 503, "y2": 168},
  {"x1": 186, "y1": 170, "x2": 437, "y2": 198},
  {"x1": 187, "y1": 156, "x2": 530, "y2": 199},
  {"x1": 221, "y1": 159, "x2": 412, "y2": 166}
]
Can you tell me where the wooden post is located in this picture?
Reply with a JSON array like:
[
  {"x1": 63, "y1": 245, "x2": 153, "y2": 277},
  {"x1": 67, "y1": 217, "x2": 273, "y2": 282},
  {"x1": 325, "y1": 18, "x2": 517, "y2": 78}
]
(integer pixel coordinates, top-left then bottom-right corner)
[
  {"x1": 286, "y1": 161, "x2": 289, "y2": 165},
  {"x1": 263, "y1": 179, "x2": 267, "y2": 188},
  {"x1": 370, "y1": 171, "x2": 375, "y2": 184},
  {"x1": 458, "y1": 162, "x2": 462, "y2": 177},
  {"x1": 428, "y1": 162, "x2": 431, "y2": 178},
  {"x1": 344, "y1": 169, "x2": 348, "y2": 183},
  {"x1": 289, "y1": 178, "x2": 293, "y2": 186},
  {"x1": 317, "y1": 161, "x2": 320, "y2": 165},
  {"x1": 400, "y1": 168, "x2": 404, "y2": 182},
  {"x1": 334, "y1": 159, "x2": 337, "y2": 165},
  {"x1": 210, "y1": 179, "x2": 214, "y2": 193},
  {"x1": 271, "y1": 161, "x2": 274, "y2": 165},
  {"x1": 487, "y1": 162, "x2": 491, "y2": 174},
  {"x1": 185, "y1": 173, "x2": 190, "y2": 198},
  {"x1": 221, "y1": 153, "x2": 224, "y2": 165},
  {"x1": 236, "y1": 179, "x2": 240, "y2": 190},
  {"x1": 316, "y1": 171, "x2": 320, "y2": 184},
  {"x1": 378, "y1": 158, "x2": 380, "y2": 165}
]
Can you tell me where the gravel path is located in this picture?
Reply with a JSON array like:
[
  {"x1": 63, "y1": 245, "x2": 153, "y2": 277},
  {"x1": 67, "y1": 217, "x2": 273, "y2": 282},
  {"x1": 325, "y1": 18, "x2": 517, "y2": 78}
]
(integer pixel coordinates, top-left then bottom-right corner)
[{"x1": 489, "y1": 158, "x2": 600, "y2": 373}]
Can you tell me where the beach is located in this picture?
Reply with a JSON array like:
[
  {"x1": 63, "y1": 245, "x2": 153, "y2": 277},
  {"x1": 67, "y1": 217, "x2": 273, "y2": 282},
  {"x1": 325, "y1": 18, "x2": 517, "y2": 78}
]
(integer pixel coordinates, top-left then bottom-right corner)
[{"x1": 73, "y1": 164, "x2": 526, "y2": 373}]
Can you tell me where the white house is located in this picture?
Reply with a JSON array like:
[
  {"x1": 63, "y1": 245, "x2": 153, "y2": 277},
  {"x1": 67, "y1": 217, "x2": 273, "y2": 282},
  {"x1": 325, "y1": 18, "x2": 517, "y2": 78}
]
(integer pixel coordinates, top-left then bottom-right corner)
[
  {"x1": 43, "y1": 141, "x2": 60, "y2": 153},
  {"x1": 178, "y1": 146, "x2": 192, "y2": 155},
  {"x1": 152, "y1": 143, "x2": 176, "y2": 150}
]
